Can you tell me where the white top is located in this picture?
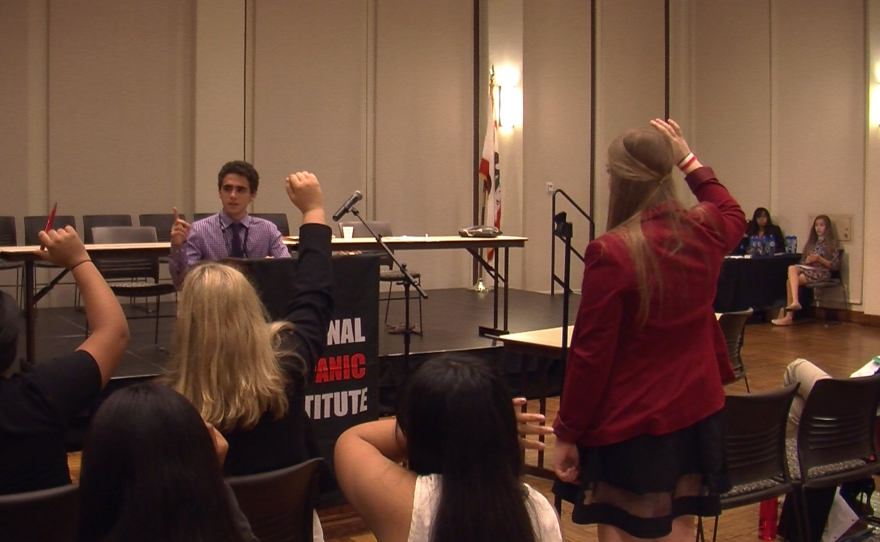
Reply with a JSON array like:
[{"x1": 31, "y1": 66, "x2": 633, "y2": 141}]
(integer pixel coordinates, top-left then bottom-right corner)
[{"x1": 408, "y1": 474, "x2": 563, "y2": 542}]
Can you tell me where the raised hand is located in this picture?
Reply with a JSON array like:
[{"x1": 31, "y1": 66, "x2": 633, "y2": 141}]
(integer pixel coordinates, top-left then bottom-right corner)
[
  {"x1": 170, "y1": 206, "x2": 191, "y2": 247},
  {"x1": 285, "y1": 171, "x2": 326, "y2": 225},
  {"x1": 513, "y1": 397, "x2": 554, "y2": 451},
  {"x1": 34, "y1": 226, "x2": 90, "y2": 270},
  {"x1": 650, "y1": 118, "x2": 692, "y2": 164}
]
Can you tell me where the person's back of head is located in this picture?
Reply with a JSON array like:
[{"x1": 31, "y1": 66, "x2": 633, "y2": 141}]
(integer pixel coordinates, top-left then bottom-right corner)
[
  {"x1": 606, "y1": 126, "x2": 675, "y2": 231},
  {"x1": 77, "y1": 383, "x2": 245, "y2": 542},
  {"x1": 167, "y1": 262, "x2": 293, "y2": 432},
  {"x1": 396, "y1": 354, "x2": 536, "y2": 542}
]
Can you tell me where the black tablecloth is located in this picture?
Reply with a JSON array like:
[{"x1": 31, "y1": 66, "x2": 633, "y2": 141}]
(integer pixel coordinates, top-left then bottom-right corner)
[{"x1": 713, "y1": 254, "x2": 801, "y2": 313}]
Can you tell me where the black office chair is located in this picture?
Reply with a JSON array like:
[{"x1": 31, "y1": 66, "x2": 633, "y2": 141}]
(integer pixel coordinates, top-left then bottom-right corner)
[
  {"x1": 700, "y1": 385, "x2": 802, "y2": 542},
  {"x1": 226, "y1": 458, "x2": 323, "y2": 542},
  {"x1": 252, "y1": 213, "x2": 290, "y2": 237},
  {"x1": 338, "y1": 220, "x2": 423, "y2": 334},
  {"x1": 0, "y1": 217, "x2": 23, "y2": 307},
  {"x1": 90, "y1": 226, "x2": 177, "y2": 344},
  {"x1": 718, "y1": 308, "x2": 754, "y2": 392},
  {"x1": 82, "y1": 214, "x2": 132, "y2": 244},
  {"x1": 0, "y1": 483, "x2": 79, "y2": 542},
  {"x1": 193, "y1": 213, "x2": 214, "y2": 222},
  {"x1": 138, "y1": 213, "x2": 184, "y2": 243},
  {"x1": 787, "y1": 373, "x2": 880, "y2": 542}
]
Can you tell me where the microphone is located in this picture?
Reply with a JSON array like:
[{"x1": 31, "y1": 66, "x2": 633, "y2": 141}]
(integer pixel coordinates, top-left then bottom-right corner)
[{"x1": 332, "y1": 190, "x2": 363, "y2": 221}]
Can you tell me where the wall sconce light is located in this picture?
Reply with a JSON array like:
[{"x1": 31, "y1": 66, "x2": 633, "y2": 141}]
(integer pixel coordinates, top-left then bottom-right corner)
[{"x1": 499, "y1": 85, "x2": 521, "y2": 129}]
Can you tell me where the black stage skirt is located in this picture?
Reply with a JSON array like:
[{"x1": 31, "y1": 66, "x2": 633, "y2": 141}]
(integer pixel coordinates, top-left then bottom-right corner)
[{"x1": 553, "y1": 410, "x2": 730, "y2": 539}]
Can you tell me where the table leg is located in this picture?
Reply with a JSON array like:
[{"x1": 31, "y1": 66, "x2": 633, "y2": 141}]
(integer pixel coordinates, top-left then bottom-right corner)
[{"x1": 24, "y1": 261, "x2": 36, "y2": 366}]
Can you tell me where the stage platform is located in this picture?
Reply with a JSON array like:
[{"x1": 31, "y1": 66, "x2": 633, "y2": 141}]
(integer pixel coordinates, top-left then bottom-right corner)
[{"x1": 13, "y1": 287, "x2": 579, "y2": 389}]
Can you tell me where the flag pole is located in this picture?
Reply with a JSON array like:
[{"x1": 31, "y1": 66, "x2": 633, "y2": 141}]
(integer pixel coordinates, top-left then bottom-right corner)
[{"x1": 471, "y1": 67, "x2": 496, "y2": 293}]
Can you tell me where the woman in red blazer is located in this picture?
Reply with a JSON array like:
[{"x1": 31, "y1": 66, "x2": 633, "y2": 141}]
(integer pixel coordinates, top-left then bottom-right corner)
[{"x1": 552, "y1": 119, "x2": 746, "y2": 542}]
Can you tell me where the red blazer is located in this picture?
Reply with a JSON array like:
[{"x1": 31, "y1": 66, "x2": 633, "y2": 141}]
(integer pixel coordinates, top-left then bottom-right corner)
[{"x1": 554, "y1": 167, "x2": 746, "y2": 448}]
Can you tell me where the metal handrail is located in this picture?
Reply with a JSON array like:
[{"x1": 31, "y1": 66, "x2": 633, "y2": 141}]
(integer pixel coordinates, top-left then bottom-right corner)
[{"x1": 550, "y1": 189, "x2": 594, "y2": 296}]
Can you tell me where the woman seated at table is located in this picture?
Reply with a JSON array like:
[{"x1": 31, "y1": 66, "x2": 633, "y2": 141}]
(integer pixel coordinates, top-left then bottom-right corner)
[
  {"x1": 772, "y1": 214, "x2": 840, "y2": 326},
  {"x1": 743, "y1": 207, "x2": 784, "y2": 253},
  {"x1": 334, "y1": 354, "x2": 563, "y2": 542}
]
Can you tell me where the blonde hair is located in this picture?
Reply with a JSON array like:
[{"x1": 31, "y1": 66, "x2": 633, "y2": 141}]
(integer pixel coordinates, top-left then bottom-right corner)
[
  {"x1": 164, "y1": 262, "x2": 302, "y2": 432},
  {"x1": 605, "y1": 127, "x2": 702, "y2": 324}
]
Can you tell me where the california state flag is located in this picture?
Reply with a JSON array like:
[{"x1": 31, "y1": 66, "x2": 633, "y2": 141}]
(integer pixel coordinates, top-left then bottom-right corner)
[{"x1": 478, "y1": 72, "x2": 501, "y2": 256}]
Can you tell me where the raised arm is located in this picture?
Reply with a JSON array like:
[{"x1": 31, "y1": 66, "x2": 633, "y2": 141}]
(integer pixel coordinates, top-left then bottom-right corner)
[
  {"x1": 168, "y1": 206, "x2": 197, "y2": 289},
  {"x1": 335, "y1": 419, "x2": 415, "y2": 542},
  {"x1": 35, "y1": 227, "x2": 130, "y2": 387},
  {"x1": 281, "y1": 172, "x2": 334, "y2": 365},
  {"x1": 651, "y1": 118, "x2": 746, "y2": 251}
]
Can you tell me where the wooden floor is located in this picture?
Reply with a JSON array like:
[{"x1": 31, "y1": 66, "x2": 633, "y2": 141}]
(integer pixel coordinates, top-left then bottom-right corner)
[{"x1": 320, "y1": 317, "x2": 880, "y2": 542}]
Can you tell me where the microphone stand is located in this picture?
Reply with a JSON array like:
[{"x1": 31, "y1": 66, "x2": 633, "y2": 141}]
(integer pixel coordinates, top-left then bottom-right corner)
[{"x1": 348, "y1": 207, "x2": 428, "y2": 379}]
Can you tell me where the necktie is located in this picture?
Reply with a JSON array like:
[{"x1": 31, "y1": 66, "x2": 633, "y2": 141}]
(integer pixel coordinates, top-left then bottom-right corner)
[{"x1": 230, "y1": 222, "x2": 244, "y2": 258}]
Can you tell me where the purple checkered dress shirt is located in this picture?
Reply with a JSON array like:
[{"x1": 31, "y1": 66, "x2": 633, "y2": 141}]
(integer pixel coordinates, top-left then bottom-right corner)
[{"x1": 169, "y1": 210, "x2": 289, "y2": 288}]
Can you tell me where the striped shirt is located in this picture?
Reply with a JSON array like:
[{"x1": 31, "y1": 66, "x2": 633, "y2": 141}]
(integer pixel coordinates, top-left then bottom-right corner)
[{"x1": 169, "y1": 210, "x2": 290, "y2": 288}]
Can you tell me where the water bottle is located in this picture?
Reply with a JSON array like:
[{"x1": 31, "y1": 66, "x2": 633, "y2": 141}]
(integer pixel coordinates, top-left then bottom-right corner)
[
  {"x1": 767, "y1": 237, "x2": 776, "y2": 256},
  {"x1": 788, "y1": 235, "x2": 798, "y2": 254},
  {"x1": 758, "y1": 497, "x2": 778, "y2": 540},
  {"x1": 749, "y1": 236, "x2": 759, "y2": 257}
]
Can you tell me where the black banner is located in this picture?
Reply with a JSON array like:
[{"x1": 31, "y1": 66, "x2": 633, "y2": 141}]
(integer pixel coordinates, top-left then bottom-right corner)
[{"x1": 242, "y1": 254, "x2": 380, "y2": 505}]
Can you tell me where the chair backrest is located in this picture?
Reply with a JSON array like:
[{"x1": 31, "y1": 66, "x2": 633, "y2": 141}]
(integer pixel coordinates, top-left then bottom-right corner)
[
  {"x1": 0, "y1": 217, "x2": 17, "y2": 246},
  {"x1": 139, "y1": 213, "x2": 184, "y2": 243},
  {"x1": 723, "y1": 385, "x2": 799, "y2": 493},
  {"x1": 82, "y1": 214, "x2": 132, "y2": 244},
  {"x1": 717, "y1": 308, "x2": 753, "y2": 380},
  {"x1": 252, "y1": 213, "x2": 290, "y2": 237},
  {"x1": 797, "y1": 372, "x2": 880, "y2": 487},
  {"x1": 23, "y1": 216, "x2": 78, "y2": 245},
  {"x1": 226, "y1": 458, "x2": 323, "y2": 542},
  {"x1": 0, "y1": 483, "x2": 79, "y2": 542},
  {"x1": 193, "y1": 213, "x2": 214, "y2": 222},
  {"x1": 91, "y1": 226, "x2": 160, "y2": 281}
]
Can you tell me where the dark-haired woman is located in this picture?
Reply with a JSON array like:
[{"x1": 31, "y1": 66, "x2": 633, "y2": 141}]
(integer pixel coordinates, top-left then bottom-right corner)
[
  {"x1": 552, "y1": 119, "x2": 745, "y2": 542},
  {"x1": 334, "y1": 354, "x2": 562, "y2": 542},
  {"x1": 772, "y1": 214, "x2": 841, "y2": 326},
  {"x1": 745, "y1": 207, "x2": 784, "y2": 252},
  {"x1": 77, "y1": 383, "x2": 255, "y2": 542}
]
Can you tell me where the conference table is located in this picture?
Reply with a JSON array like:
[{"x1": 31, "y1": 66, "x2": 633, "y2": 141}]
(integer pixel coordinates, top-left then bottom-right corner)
[
  {"x1": 714, "y1": 253, "x2": 802, "y2": 313},
  {"x1": 0, "y1": 234, "x2": 527, "y2": 366}
]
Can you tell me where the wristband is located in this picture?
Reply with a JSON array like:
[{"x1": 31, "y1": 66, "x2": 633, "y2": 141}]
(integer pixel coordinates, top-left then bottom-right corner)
[
  {"x1": 676, "y1": 152, "x2": 694, "y2": 167},
  {"x1": 678, "y1": 154, "x2": 697, "y2": 171},
  {"x1": 69, "y1": 259, "x2": 93, "y2": 271}
]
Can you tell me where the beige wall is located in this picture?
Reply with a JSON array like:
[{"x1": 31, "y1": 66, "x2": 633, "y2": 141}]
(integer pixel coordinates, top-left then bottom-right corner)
[{"x1": 0, "y1": 0, "x2": 878, "y2": 316}]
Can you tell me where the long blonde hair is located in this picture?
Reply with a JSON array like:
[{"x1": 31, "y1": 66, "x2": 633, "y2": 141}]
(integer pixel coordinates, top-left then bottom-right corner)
[
  {"x1": 605, "y1": 127, "x2": 699, "y2": 324},
  {"x1": 164, "y1": 262, "x2": 301, "y2": 432}
]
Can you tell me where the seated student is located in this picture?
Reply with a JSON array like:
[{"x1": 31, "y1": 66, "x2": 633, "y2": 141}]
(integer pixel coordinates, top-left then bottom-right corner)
[
  {"x1": 772, "y1": 214, "x2": 841, "y2": 326},
  {"x1": 0, "y1": 226, "x2": 129, "y2": 495},
  {"x1": 335, "y1": 354, "x2": 563, "y2": 542},
  {"x1": 744, "y1": 207, "x2": 785, "y2": 253},
  {"x1": 77, "y1": 383, "x2": 256, "y2": 542},
  {"x1": 777, "y1": 358, "x2": 878, "y2": 542},
  {"x1": 163, "y1": 172, "x2": 331, "y2": 537}
]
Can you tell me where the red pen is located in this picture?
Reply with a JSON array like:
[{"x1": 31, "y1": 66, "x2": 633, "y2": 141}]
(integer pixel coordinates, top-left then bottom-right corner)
[
  {"x1": 40, "y1": 202, "x2": 57, "y2": 250},
  {"x1": 44, "y1": 202, "x2": 58, "y2": 232}
]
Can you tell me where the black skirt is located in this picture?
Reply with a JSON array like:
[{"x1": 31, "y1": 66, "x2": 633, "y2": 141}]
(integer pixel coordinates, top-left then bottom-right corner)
[{"x1": 553, "y1": 410, "x2": 730, "y2": 539}]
